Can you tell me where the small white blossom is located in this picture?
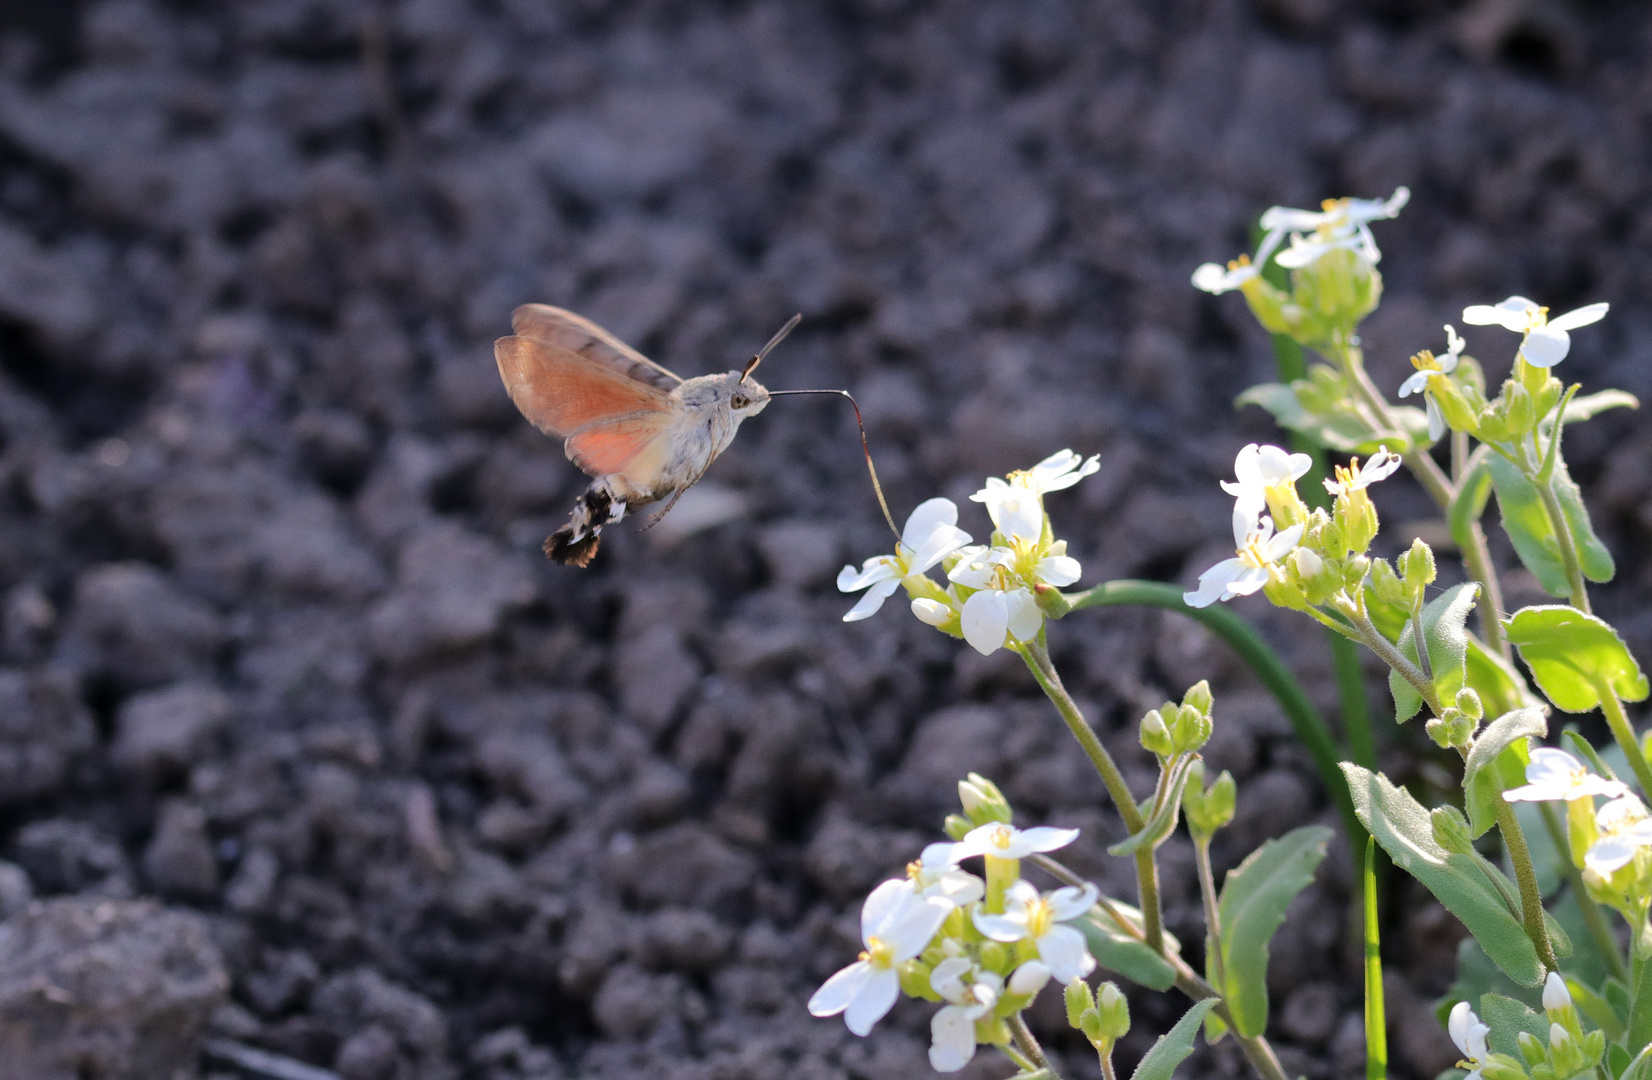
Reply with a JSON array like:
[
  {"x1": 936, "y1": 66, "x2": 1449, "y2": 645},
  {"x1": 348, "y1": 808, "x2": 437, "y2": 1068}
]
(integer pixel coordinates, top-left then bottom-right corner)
[
  {"x1": 1267, "y1": 187, "x2": 1410, "y2": 269},
  {"x1": 1449, "y1": 1001, "x2": 1493, "y2": 1080},
  {"x1": 837, "y1": 498, "x2": 972, "y2": 622},
  {"x1": 972, "y1": 879, "x2": 1099, "y2": 983},
  {"x1": 808, "y1": 879, "x2": 952, "y2": 1036},
  {"x1": 1585, "y1": 794, "x2": 1652, "y2": 875},
  {"x1": 1399, "y1": 326, "x2": 1466, "y2": 440},
  {"x1": 1183, "y1": 508, "x2": 1304, "y2": 609},
  {"x1": 1221, "y1": 442, "x2": 1312, "y2": 531},
  {"x1": 911, "y1": 597, "x2": 953, "y2": 626},
  {"x1": 953, "y1": 821, "x2": 1080, "y2": 862},
  {"x1": 1502, "y1": 748, "x2": 1628, "y2": 804},
  {"x1": 971, "y1": 450, "x2": 1099, "y2": 543},
  {"x1": 1323, "y1": 446, "x2": 1403, "y2": 497},
  {"x1": 905, "y1": 842, "x2": 985, "y2": 908},
  {"x1": 927, "y1": 959, "x2": 1001, "y2": 1073},
  {"x1": 1461, "y1": 296, "x2": 1609, "y2": 369}
]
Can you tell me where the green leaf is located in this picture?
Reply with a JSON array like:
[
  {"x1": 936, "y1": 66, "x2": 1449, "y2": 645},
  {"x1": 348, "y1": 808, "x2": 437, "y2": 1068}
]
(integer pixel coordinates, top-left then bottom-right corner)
[
  {"x1": 1235, "y1": 382, "x2": 1426, "y2": 455},
  {"x1": 1628, "y1": 956, "x2": 1652, "y2": 1057},
  {"x1": 1479, "y1": 993, "x2": 1548, "y2": 1059},
  {"x1": 1341, "y1": 764, "x2": 1543, "y2": 987},
  {"x1": 1465, "y1": 633, "x2": 1541, "y2": 719},
  {"x1": 1129, "y1": 999, "x2": 1220, "y2": 1080},
  {"x1": 1463, "y1": 708, "x2": 1547, "y2": 838},
  {"x1": 1109, "y1": 755, "x2": 1198, "y2": 856},
  {"x1": 1562, "y1": 389, "x2": 1639, "y2": 425},
  {"x1": 1438, "y1": 936, "x2": 1539, "y2": 1028},
  {"x1": 1077, "y1": 906, "x2": 1178, "y2": 991},
  {"x1": 1622, "y1": 1045, "x2": 1652, "y2": 1080},
  {"x1": 1506, "y1": 606, "x2": 1650, "y2": 712},
  {"x1": 1215, "y1": 825, "x2": 1333, "y2": 1037},
  {"x1": 1389, "y1": 583, "x2": 1480, "y2": 722},
  {"x1": 1568, "y1": 977, "x2": 1625, "y2": 1043},
  {"x1": 1486, "y1": 455, "x2": 1613, "y2": 596},
  {"x1": 1448, "y1": 455, "x2": 1494, "y2": 553}
]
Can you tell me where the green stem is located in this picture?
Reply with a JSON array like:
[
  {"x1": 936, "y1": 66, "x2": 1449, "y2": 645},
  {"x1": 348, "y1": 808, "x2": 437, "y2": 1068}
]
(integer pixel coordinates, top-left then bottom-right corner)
[
  {"x1": 1061, "y1": 580, "x2": 1357, "y2": 841},
  {"x1": 1599, "y1": 685, "x2": 1652, "y2": 802},
  {"x1": 1333, "y1": 337, "x2": 1457, "y2": 509},
  {"x1": 1006, "y1": 1013, "x2": 1061, "y2": 1079},
  {"x1": 1351, "y1": 611, "x2": 1440, "y2": 715},
  {"x1": 1534, "y1": 476, "x2": 1592, "y2": 613},
  {"x1": 1460, "y1": 518, "x2": 1511, "y2": 659},
  {"x1": 1538, "y1": 801, "x2": 1626, "y2": 982},
  {"x1": 1194, "y1": 836, "x2": 1226, "y2": 989},
  {"x1": 1493, "y1": 796, "x2": 1559, "y2": 973},
  {"x1": 1166, "y1": 951, "x2": 1290, "y2": 1080},
  {"x1": 1363, "y1": 838, "x2": 1387, "y2": 1080},
  {"x1": 1020, "y1": 641, "x2": 1162, "y2": 951}
]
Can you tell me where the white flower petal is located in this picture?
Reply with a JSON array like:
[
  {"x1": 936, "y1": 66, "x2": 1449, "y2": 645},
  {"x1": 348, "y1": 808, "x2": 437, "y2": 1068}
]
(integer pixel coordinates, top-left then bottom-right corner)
[
  {"x1": 1046, "y1": 882, "x2": 1099, "y2": 921},
  {"x1": 843, "y1": 966, "x2": 900, "y2": 1036},
  {"x1": 1004, "y1": 589, "x2": 1043, "y2": 643},
  {"x1": 838, "y1": 557, "x2": 898, "y2": 593},
  {"x1": 1397, "y1": 371, "x2": 1430, "y2": 398},
  {"x1": 1426, "y1": 396, "x2": 1445, "y2": 442},
  {"x1": 1519, "y1": 325, "x2": 1570, "y2": 368},
  {"x1": 1263, "y1": 523, "x2": 1305, "y2": 560},
  {"x1": 971, "y1": 909, "x2": 1029, "y2": 943},
  {"x1": 908, "y1": 524, "x2": 972, "y2": 576},
  {"x1": 901, "y1": 498, "x2": 961, "y2": 552},
  {"x1": 1259, "y1": 206, "x2": 1324, "y2": 232},
  {"x1": 1192, "y1": 262, "x2": 1256, "y2": 294},
  {"x1": 1273, "y1": 235, "x2": 1334, "y2": 269},
  {"x1": 960, "y1": 590, "x2": 1010, "y2": 656},
  {"x1": 886, "y1": 897, "x2": 952, "y2": 960},
  {"x1": 1009, "y1": 959, "x2": 1051, "y2": 997},
  {"x1": 809, "y1": 960, "x2": 874, "y2": 1019},
  {"x1": 842, "y1": 576, "x2": 901, "y2": 622},
  {"x1": 1543, "y1": 972, "x2": 1571, "y2": 1014},
  {"x1": 1035, "y1": 923, "x2": 1096, "y2": 983},
  {"x1": 1448, "y1": 1001, "x2": 1475, "y2": 1056},
  {"x1": 1185, "y1": 557, "x2": 1249, "y2": 608},
  {"x1": 1015, "y1": 826, "x2": 1081, "y2": 856},
  {"x1": 1463, "y1": 297, "x2": 1536, "y2": 331},
  {"x1": 929, "y1": 1004, "x2": 978, "y2": 1072},
  {"x1": 930, "y1": 957, "x2": 974, "y2": 1003},
  {"x1": 1548, "y1": 302, "x2": 1609, "y2": 332},
  {"x1": 1586, "y1": 835, "x2": 1639, "y2": 875},
  {"x1": 1036, "y1": 554, "x2": 1082, "y2": 587},
  {"x1": 1224, "y1": 565, "x2": 1271, "y2": 597}
]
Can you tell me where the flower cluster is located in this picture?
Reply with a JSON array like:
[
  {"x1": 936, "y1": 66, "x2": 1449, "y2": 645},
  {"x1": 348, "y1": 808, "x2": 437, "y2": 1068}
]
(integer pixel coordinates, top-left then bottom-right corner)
[
  {"x1": 1504, "y1": 749, "x2": 1652, "y2": 912},
  {"x1": 1448, "y1": 975, "x2": 1605, "y2": 1080},
  {"x1": 808, "y1": 775, "x2": 1100, "y2": 1073},
  {"x1": 1191, "y1": 187, "x2": 1410, "y2": 295},
  {"x1": 1185, "y1": 441, "x2": 1401, "y2": 610},
  {"x1": 837, "y1": 450, "x2": 1097, "y2": 656}
]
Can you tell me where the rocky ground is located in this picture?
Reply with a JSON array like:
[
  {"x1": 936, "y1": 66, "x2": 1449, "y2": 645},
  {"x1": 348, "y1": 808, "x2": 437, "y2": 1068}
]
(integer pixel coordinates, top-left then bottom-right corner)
[{"x1": 0, "y1": 1, "x2": 1649, "y2": 1078}]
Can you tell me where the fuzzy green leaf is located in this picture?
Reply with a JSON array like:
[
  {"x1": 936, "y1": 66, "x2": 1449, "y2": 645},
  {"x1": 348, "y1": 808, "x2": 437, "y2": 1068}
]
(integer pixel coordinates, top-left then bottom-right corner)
[
  {"x1": 1464, "y1": 634, "x2": 1541, "y2": 719},
  {"x1": 1342, "y1": 764, "x2": 1542, "y2": 987},
  {"x1": 1486, "y1": 455, "x2": 1613, "y2": 597},
  {"x1": 1479, "y1": 993, "x2": 1548, "y2": 1059},
  {"x1": 1562, "y1": 389, "x2": 1639, "y2": 425},
  {"x1": 1129, "y1": 999, "x2": 1220, "y2": 1080},
  {"x1": 1215, "y1": 825, "x2": 1333, "y2": 1037},
  {"x1": 1506, "y1": 606, "x2": 1650, "y2": 712},
  {"x1": 1389, "y1": 583, "x2": 1479, "y2": 722},
  {"x1": 1463, "y1": 708, "x2": 1547, "y2": 838},
  {"x1": 1077, "y1": 908, "x2": 1178, "y2": 992}
]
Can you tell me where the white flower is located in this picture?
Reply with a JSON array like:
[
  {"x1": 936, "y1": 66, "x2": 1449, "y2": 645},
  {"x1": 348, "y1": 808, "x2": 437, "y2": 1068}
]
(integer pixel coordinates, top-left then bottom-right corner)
[
  {"x1": 1449, "y1": 1001, "x2": 1493, "y2": 1080},
  {"x1": 1033, "y1": 540, "x2": 1083, "y2": 588},
  {"x1": 906, "y1": 842, "x2": 985, "y2": 908},
  {"x1": 808, "y1": 878, "x2": 952, "y2": 1036},
  {"x1": 911, "y1": 597, "x2": 954, "y2": 626},
  {"x1": 927, "y1": 959, "x2": 1002, "y2": 1073},
  {"x1": 972, "y1": 879, "x2": 1099, "y2": 983},
  {"x1": 1323, "y1": 446, "x2": 1403, "y2": 497},
  {"x1": 1267, "y1": 187, "x2": 1410, "y2": 269},
  {"x1": 837, "y1": 498, "x2": 972, "y2": 622},
  {"x1": 1183, "y1": 508, "x2": 1304, "y2": 609},
  {"x1": 1221, "y1": 442, "x2": 1312, "y2": 529},
  {"x1": 970, "y1": 450, "x2": 1099, "y2": 543},
  {"x1": 1399, "y1": 326, "x2": 1466, "y2": 440},
  {"x1": 958, "y1": 586, "x2": 1043, "y2": 656},
  {"x1": 952, "y1": 821, "x2": 1081, "y2": 862},
  {"x1": 1585, "y1": 795, "x2": 1652, "y2": 875},
  {"x1": 1461, "y1": 296, "x2": 1609, "y2": 369},
  {"x1": 1501, "y1": 748, "x2": 1628, "y2": 804}
]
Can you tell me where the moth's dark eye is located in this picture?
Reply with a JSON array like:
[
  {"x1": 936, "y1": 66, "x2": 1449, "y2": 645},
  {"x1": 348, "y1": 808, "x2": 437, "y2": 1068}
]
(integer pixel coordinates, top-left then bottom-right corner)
[{"x1": 731, "y1": 393, "x2": 750, "y2": 409}]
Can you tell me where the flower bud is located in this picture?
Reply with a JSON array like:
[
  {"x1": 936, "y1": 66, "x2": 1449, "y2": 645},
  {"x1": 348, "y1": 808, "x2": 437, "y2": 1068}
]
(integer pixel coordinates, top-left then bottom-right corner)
[
  {"x1": 1094, "y1": 981, "x2": 1131, "y2": 1041},
  {"x1": 977, "y1": 941, "x2": 1015, "y2": 976},
  {"x1": 1181, "y1": 680, "x2": 1214, "y2": 717},
  {"x1": 943, "y1": 814, "x2": 973, "y2": 841},
  {"x1": 959, "y1": 774, "x2": 1013, "y2": 826},
  {"x1": 1367, "y1": 557, "x2": 1407, "y2": 607},
  {"x1": 1009, "y1": 960, "x2": 1050, "y2": 998},
  {"x1": 1517, "y1": 1031, "x2": 1546, "y2": 1066},
  {"x1": 1065, "y1": 978, "x2": 1095, "y2": 1029},
  {"x1": 1292, "y1": 247, "x2": 1382, "y2": 334},
  {"x1": 911, "y1": 597, "x2": 955, "y2": 628},
  {"x1": 1425, "y1": 709, "x2": 1476, "y2": 750},
  {"x1": 1333, "y1": 488, "x2": 1379, "y2": 556},
  {"x1": 1399, "y1": 538, "x2": 1437, "y2": 594},
  {"x1": 899, "y1": 959, "x2": 938, "y2": 1000},
  {"x1": 1454, "y1": 688, "x2": 1484, "y2": 721},
  {"x1": 1170, "y1": 705, "x2": 1212, "y2": 754},
  {"x1": 1542, "y1": 972, "x2": 1571, "y2": 1017},
  {"x1": 1482, "y1": 1053, "x2": 1532, "y2": 1080},
  {"x1": 1139, "y1": 709, "x2": 1174, "y2": 757},
  {"x1": 1431, "y1": 806, "x2": 1477, "y2": 855},
  {"x1": 1185, "y1": 764, "x2": 1237, "y2": 839}
]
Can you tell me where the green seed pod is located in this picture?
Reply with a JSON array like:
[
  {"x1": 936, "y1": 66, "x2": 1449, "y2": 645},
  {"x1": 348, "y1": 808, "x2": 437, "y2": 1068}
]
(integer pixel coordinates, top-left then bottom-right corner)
[{"x1": 959, "y1": 773, "x2": 1013, "y2": 826}]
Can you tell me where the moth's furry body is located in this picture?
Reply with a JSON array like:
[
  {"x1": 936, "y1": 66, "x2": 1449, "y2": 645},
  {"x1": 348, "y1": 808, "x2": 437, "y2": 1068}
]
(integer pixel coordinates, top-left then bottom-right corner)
[{"x1": 494, "y1": 304, "x2": 773, "y2": 566}]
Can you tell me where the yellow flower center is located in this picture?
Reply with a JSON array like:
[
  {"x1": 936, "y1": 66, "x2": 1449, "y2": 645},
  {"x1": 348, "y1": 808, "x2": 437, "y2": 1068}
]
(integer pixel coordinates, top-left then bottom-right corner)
[
  {"x1": 860, "y1": 936, "x2": 895, "y2": 968},
  {"x1": 986, "y1": 825, "x2": 1015, "y2": 851},
  {"x1": 1024, "y1": 896, "x2": 1054, "y2": 939},
  {"x1": 1240, "y1": 532, "x2": 1274, "y2": 568},
  {"x1": 1410, "y1": 349, "x2": 1443, "y2": 374}
]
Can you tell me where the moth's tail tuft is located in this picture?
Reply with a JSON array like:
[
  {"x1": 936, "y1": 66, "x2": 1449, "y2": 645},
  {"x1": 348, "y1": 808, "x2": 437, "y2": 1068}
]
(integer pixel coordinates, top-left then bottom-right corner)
[{"x1": 544, "y1": 485, "x2": 621, "y2": 567}]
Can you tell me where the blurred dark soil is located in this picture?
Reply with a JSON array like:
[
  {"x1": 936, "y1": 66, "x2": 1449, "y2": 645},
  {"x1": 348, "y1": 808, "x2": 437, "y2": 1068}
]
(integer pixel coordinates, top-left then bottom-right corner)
[{"x1": 0, "y1": 1, "x2": 1649, "y2": 1078}]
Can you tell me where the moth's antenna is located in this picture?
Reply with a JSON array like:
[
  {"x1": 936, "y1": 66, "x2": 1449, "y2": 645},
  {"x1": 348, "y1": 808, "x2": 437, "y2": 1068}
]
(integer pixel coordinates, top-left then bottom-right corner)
[
  {"x1": 742, "y1": 313, "x2": 802, "y2": 382},
  {"x1": 770, "y1": 388, "x2": 901, "y2": 540}
]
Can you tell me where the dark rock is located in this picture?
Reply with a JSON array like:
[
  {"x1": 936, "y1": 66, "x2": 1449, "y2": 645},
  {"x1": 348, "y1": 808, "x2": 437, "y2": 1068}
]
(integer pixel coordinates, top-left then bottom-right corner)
[
  {"x1": 14, "y1": 819, "x2": 132, "y2": 897},
  {"x1": 367, "y1": 523, "x2": 534, "y2": 665},
  {"x1": 142, "y1": 800, "x2": 220, "y2": 901},
  {"x1": 58, "y1": 564, "x2": 223, "y2": 690},
  {"x1": 112, "y1": 681, "x2": 232, "y2": 781},
  {"x1": 0, "y1": 897, "x2": 229, "y2": 1080},
  {"x1": 0, "y1": 669, "x2": 94, "y2": 806}
]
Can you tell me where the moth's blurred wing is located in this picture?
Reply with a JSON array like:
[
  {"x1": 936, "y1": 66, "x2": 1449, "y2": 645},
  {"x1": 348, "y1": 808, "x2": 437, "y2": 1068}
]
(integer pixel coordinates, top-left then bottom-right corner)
[
  {"x1": 494, "y1": 335, "x2": 677, "y2": 441},
  {"x1": 511, "y1": 304, "x2": 683, "y2": 391},
  {"x1": 566, "y1": 414, "x2": 678, "y2": 487}
]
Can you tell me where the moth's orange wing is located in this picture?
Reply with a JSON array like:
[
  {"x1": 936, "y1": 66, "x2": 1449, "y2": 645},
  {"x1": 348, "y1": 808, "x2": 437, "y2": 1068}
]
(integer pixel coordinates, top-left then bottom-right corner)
[
  {"x1": 511, "y1": 304, "x2": 683, "y2": 391},
  {"x1": 565, "y1": 414, "x2": 677, "y2": 488},
  {"x1": 494, "y1": 335, "x2": 677, "y2": 442}
]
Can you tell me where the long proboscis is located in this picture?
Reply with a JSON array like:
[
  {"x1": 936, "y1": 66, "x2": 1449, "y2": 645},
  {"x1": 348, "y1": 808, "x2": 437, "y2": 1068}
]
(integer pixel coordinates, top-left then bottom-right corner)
[
  {"x1": 742, "y1": 313, "x2": 803, "y2": 382},
  {"x1": 769, "y1": 388, "x2": 900, "y2": 540}
]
